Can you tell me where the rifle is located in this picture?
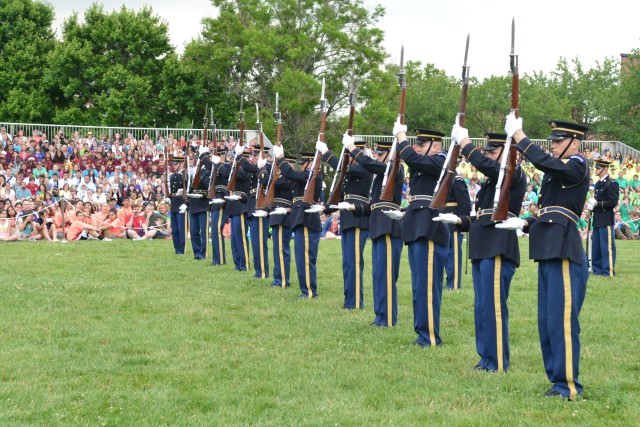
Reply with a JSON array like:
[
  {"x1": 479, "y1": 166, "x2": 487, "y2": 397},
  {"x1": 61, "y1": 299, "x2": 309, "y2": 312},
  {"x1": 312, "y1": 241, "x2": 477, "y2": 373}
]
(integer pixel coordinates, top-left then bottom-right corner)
[
  {"x1": 431, "y1": 34, "x2": 470, "y2": 209},
  {"x1": 327, "y1": 74, "x2": 356, "y2": 206},
  {"x1": 226, "y1": 96, "x2": 245, "y2": 192},
  {"x1": 303, "y1": 78, "x2": 327, "y2": 204},
  {"x1": 264, "y1": 92, "x2": 281, "y2": 209},
  {"x1": 255, "y1": 103, "x2": 267, "y2": 210},
  {"x1": 207, "y1": 108, "x2": 219, "y2": 199},
  {"x1": 190, "y1": 104, "x2": 208, "y2": 192},
  {"x1": 491, "y1": 19, "x2": 518, "y2": 222},
  {"x1": 586, "y1": 209, "x2": 592, "y2": 272},
  {"x1": 380, "y1": 46, "x2": 406, "y2": 202},
  {"x1": 182, "y1": 144, "x2": 190, "y2": 202}
]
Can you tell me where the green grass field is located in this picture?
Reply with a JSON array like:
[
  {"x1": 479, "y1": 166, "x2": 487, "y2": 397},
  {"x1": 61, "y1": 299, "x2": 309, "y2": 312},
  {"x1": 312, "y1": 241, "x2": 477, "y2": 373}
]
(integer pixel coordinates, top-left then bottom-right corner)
[{"x1": 1, "y1": 237, "x2": 639, "y2": 426}]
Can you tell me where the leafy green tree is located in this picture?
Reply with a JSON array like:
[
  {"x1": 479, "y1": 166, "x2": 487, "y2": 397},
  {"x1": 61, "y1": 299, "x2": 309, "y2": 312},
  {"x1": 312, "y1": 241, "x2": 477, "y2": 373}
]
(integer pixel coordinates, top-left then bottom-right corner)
[
  {"x1": 0, "y1": 0, "x2": 56, "y2": 122},
  {"x1": 45, "y1": 4, "x2": 177, "y2": 127},
  {"x1": 184, "y1": 0, "x2": 387, "y2": 153}
]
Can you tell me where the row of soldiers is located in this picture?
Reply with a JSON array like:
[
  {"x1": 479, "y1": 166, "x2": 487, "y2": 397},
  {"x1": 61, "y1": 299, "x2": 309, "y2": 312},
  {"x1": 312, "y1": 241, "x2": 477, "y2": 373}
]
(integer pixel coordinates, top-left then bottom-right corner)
[{"x1": 165, "y1": 113, "x2": 612, "y2": 401}]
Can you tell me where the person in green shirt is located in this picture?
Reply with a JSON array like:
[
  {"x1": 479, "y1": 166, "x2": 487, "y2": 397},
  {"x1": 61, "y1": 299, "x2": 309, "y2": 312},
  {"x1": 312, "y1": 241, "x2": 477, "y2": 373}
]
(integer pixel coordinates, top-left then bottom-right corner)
[
  {"x1": 616, "y1": 170, "x2": 628, "y2": 189},
  {"x1": 629, "y1": 174, "x2": 640, "y2": 190}
]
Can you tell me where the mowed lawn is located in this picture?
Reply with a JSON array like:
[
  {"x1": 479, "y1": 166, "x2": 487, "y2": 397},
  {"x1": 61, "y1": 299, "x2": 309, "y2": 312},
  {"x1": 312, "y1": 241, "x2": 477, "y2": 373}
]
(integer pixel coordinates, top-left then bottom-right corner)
[{"x1": 1, "y1": 236, "x2": 639, "y2": 426}]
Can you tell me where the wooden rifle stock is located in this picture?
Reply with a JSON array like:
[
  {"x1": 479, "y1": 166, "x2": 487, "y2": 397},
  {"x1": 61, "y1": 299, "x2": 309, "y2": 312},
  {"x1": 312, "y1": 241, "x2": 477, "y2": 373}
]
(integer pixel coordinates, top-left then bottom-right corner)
[
  {"x1": 190, "y1": 108, "x2": 208, "y2": 192},
  {"x1": 492, "y1": 19, "x2": 519, "y2": 222},
  {"x1": 207, "y1": 113, "x2": 219, "y2": 199},
  {"x1": 431, "y1": 35, "x2": 470, "y2": 210},
  {"x1": 226, "y1": 103, "x2": 246, "y2": 193},
  {"x1": 303, "y1": 80, "x2": 327, "y2": 204},
  {"x1": 264, "y1": 104, "x2": 282, "y2": 209},
  {"x1": 327, "y1": 88, "x2": 356, "y2": 206},
  {"x1": 182, "y1": 145, "x2": 190, "y2": 201},
  {"x1": 255, "y1": 111, "x2": 267, "y2": 210},
  {"x1": 380, "y1": 46, "x2": 406, "y2": 202},
  {"x1": 163, "y1": 143, "x2": 170, "y2": 198}
]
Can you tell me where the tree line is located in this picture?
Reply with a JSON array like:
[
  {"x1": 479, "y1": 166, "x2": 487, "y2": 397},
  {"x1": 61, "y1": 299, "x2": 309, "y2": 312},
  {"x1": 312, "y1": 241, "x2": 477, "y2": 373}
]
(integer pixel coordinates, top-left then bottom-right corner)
[{"x1": 1, "y1": 0, "x2": 639, "y2": 154}]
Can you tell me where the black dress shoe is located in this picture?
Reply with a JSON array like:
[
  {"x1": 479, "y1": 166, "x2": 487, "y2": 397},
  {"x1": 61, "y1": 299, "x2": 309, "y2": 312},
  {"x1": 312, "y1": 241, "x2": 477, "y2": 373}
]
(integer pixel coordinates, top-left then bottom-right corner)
[
  {"x1": 544, "y1": 388, "x2": 568, "y2": 399},
  {"x1": 341, "y1": 306, "x2": 354, "y2": 310},
  {"x1": 369, "y1": 322, "x2": 383, "y2": 327},
  {"x1": 474, "y1": 364, "x2": 489, "y2": 372},
  {"x1": 412, "y1": 339, "x2": 428, "y2": 348}
]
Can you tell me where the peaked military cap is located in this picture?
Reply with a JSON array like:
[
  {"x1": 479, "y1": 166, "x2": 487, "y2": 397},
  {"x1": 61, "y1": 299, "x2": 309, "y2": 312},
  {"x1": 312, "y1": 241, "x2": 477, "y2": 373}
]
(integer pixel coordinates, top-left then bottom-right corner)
[
  {"x1": 483, "y1": 133, "x2": 508, "y2": 152},
  {"x1": 414, "y1": 128, "x2": 444, "y2": 145},
  {"x1": 298, "y1": 152, "x2": 316, "y2": 163},
  {"x1": 170, "y1": 155, "x2": 185, "y2": 162},
  {"x1": 548, "y1": 120, "x2": 588, "y2": 141},
  {"x1": 594, "y1": 158, "x2": 612, "y2": 169},
  {"x1": 375, "y1": 140, "x2": 393, "y2": 152},
  {"x1": 284, "y1": 153, "x2": 297, "y2": 162},
  {"x1": 353, "y1": 140, "x2": 367, "y2": 149}
]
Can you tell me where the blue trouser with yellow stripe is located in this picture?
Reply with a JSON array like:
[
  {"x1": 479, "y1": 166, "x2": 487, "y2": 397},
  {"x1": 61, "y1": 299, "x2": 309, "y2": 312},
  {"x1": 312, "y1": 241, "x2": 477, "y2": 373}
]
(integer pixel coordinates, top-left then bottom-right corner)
[
  {"x1": 372, "y1": 234, "x2": 403, "y2": 327},
  {"x1": 538, "y1": 254, "x2": 588, "y2": 399},
  {"x1": 472, "y1": 256, "x2": 516, "y2": 372},
  {"x1": 341, "y1": 227, "x2": 369, "y2": 309},
  {"x1": 249, "y1": 216, "x2": 269, "y2": 278},
  {"x1": 446, "y1": 230, "x2": 463, "y2": 289},
  {"x1": 230, "y1": 213, "x2": 250, "y2": 271},
  {"x1": 271, "y1": 224, "x2": 292, "y2": 288},
  {"x1": 170, "y1": 211, "x2": 186, "y2": 255},
  {"x1": 189, "y1": 211, "x2": 208, "y2": 259},
  {"x1": 293, "y1": 225, "x2": 319, "y2": 298},
  {"x1": 210, "y1": 208, "x2": 227, "y2": 265},
  {"x1": 592, "y1": 225, "x2": 615, "y2": 276},
  {"x1": 408, "y1": 237, "x2": 448, "y2": 346}
]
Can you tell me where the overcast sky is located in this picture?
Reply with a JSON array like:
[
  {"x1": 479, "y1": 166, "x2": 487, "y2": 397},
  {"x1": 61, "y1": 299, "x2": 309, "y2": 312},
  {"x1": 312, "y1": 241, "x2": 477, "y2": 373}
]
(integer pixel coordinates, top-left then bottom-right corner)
[{"x1": 48, "y1": 0, "x2": 640, "y2": 80}]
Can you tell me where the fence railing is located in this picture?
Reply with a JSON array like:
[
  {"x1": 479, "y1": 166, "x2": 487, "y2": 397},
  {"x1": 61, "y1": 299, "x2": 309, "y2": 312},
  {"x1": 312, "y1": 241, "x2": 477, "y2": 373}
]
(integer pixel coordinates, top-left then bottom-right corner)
[{"x1": 1, "y1": 122, "x2": 637, "y2": 162}]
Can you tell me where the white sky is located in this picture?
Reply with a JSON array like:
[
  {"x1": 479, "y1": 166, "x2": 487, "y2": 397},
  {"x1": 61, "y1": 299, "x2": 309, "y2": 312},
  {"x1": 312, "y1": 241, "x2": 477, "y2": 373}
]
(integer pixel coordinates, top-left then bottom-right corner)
[{"x1": 48, "y1": 0, "x2": 640, "y2": 79}]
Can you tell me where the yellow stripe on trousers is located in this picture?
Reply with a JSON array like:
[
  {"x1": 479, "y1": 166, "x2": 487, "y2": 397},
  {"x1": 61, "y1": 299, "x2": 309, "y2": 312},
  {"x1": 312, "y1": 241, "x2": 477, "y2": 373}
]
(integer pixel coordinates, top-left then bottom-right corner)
[
  {"x1": 304, "y1": 227, "x2": 312, "y2": 299},
  {"x1": 240, "y1": 215, "x2": 249, "y2": 269},
  {"x1": 607, "y1": 226, "x2": 614, "y2": 276},
  {"x1": 205, "y1": 213, "x2": 209, "y2": 259},
  {"x1": 427, "y1": 240, "x2": 435, "y2": 346},
  {"x1": 184, "y1": 213, "x2": 188, "y2": 254},
  {"x1": 562, "y1": 259, "x2": 578, "y2": 400},
  {"x1": 279, "y1": 226, "x2": 286, "y2": 288},
  {"x1": 386, "y1": 235, "x2": 392, "y2": 327},
  {"x1": 494, "y1": 255, "x2": 504, "y2": 372},
  {"x1": 217, "y1": 210, "x2": 224, "y2": 262},
  {"x1": 454, "y1": 232, "x2": 459, "y2": 289},
  {"x1": 355, "y1": 228, "x2": 361, "y2": 308},
  {"x1": 259, "y1": 217, "x2": 265, "y2": 278}
]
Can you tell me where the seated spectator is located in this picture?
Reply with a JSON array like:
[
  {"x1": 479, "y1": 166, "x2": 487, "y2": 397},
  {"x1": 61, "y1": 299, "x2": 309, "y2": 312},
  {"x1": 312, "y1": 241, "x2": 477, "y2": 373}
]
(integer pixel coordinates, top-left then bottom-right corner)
[
  {"x1": 66, "y1": 210, "x2": 106, "y2": 241},
  {"x1": 614, "y1": 211, "x2": 639, "y2": 240},
  {"x1": 0, "y1": 209, "x2": 20, "y2": 241}
]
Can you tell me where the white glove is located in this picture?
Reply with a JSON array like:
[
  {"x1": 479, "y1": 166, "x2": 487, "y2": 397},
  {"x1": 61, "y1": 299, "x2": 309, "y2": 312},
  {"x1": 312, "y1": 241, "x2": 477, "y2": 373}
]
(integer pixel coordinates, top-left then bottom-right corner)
[
  {"x1": 176, "y1": 189, "x2": 183, "y2": 196},
  {"x1": 178, "y1": 204, "x2": 187, "y2": 214},
  {"x1": 316, "y1": 140, "x2": 329, "y2": 154},
  {"x1": 392, "y1": 121, "x2": 407, "y2": 138},
  {"x1": 234, "y1": 144, "x2": 245, "y2": 156},
  {"x1": 224, "y1": 194, "x2": 241, "y2": 201},
  {"x1": 305, "y1": 204, "x2": 324, "y2": 214},
  {"x1": 272, "y1": 145, "x2": 283, "y2": 158},
  {"x1": 161, "y1": 197, "x2": 170, "y2": 204},
  {"x1": 199, "y1": 146, "x2": 210, "y2": 156},
  {"x1": 587, "y1": 200, "x2": 595, "y2": 211},
  {"x1": 342, "y1": 132, "x2": 355, "y2": 149},
  {"x1": 187, "y1": 193, "x2": 203, "y2": 199},
  {"x1": 450, "y1": 124, "x2": 469, "y2": 144},
  {"x1": 253, "y1": 209, "x2": 268, "y2": 217},
  {"x1": 494, "y1": 217, "x2": 525, "y2": 230},
  {"x1": 504, "y1": 111, "x2": 523, "y2": 137},
  {"x1": 383, "y1": 209, "x2": 404, "y2": 221},
  {"x1": 209, "y1": 198, "x2": 225, "y2": 205},
  {"x1": 432, "y1": 213, "x2": 460, "y2": 224},
  {"x1": 270, "y1": 207, "x2": 287, "y2": 215},
  {"x1": 257, "y1": 157, "x2": 267, "y2": 168},
  {"x1": 336, "y1": 201, "x2": 354, "y2": 211},
  {"x1": 211, "y1": 155, "x2": 221, "y2": 165}
]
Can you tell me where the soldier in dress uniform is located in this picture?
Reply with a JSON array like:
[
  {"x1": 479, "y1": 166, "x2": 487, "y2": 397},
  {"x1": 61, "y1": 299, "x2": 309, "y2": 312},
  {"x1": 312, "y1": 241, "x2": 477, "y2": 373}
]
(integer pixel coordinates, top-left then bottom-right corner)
[
  {"x1": 168, "y1": 154, "x2": 188, "y2": 255},
  {"x1": 239, "y1": 144, "x2": 270, "y2": 279},
  {"x1": 187, "y1": 147, "x2": 213, "y2": 260},
  {"x1": 272, "y1": 145, "x2": 323, "y2": 299},
  {"x1": 589, "y1": 159, "x2": 619, "y2": 276},
  {"x1": 225, "y1": 144, "x2": 253, "y2": 271},
  {"x1": 342, "y1": 137, "x2": 404, "y2": 327},
  {"x1": 499, "y1": 116, "x2": 590, "y2": 400},
  {"x1": 443, "y1": 171, "x2": 471, "y2": 290},
  {"x1": 316, "y1": 138, "x2": 372, "y2": 310},
  {"x1": 439, "y1": 130, "x2": 526, "y2": 372},
  {"x1": 391, "y1": 123, "x2": 450, "y2": 347},
  {"x1": 208, "y1": 149, "x2": 230, "y2": 266},
  {"x1": 268, "y1": 154, "x2": 296, "y2": 288}
]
